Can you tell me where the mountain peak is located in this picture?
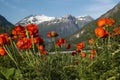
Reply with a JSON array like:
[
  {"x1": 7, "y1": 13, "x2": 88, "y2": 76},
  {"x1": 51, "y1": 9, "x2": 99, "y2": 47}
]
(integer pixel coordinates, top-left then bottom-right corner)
[
  {"x1": 17, "y1": 14, "x2": 55, "y2": 25},
  {"x1": 17, "y1": 14, "x2": 93, "y2": 26},
  {"x1": 0, "y1": 15, "x2": 13, "y2": 28},
  {"x1": 76, "y1": 15, "x2": 94, "y2": 21}
]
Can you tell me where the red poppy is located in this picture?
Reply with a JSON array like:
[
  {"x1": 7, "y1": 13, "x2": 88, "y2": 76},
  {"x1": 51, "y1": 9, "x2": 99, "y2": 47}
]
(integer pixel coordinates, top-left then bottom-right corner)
[
  {"x1": 106, "y1": 18, "x2": 115, "y2": 26},
  {"x1": 88, "y1": 38, "x2": 94, "y2": 44},
  {"x1": 113, "y1": 26, "x2": 120, "y2": 36},
  {"x1": 74, "y1": 61, "x2": 78, "y2": 65},
  {"x1": 97, "y1": 18, "x2": 115, "y2": 27},
  {"x1": 41, "y1": 49, "x2": 47, "y2": 55},
  {"x1": 0, "y1": 33, "x2": 10, "y2": 45},
  {"x1": 56, "y1": 38, "x2": 66, "y2": 47},
  {"x1": 57, "y1": 38, "x2": 66, "y2": 44},
  {"x1": 76, "y1": 42, "x2": 85, "y2": 50},
  {"x1": 25, "y1": 24, "x2": 38, "y2": 36},
  {"x1": 0, "y1": 47, "x2": 7, "y2": 56},
  {"x1": 38, "y1": 45, "x2": 45, "y2": 51},
  {"x1": 47, "y1": 31, "x2": 58, "y2": 37},
  {"x1": 91, "y1": 50, "x2": 96, "y2": 55},
  {"x1": 81, "y1": 52, "x2": 86, "y2": 58},
  {"x1": 56, "y1": 41, "x2": 62, "y2": 47},
  {"x1": 89, "y1": 54, "x2": 95, "y2": 59},
  {"x1": 95, "y1": 27, "x2": 108, "y2": 37},
  {"x1": 16, "y1": 38, "x2": 32, "y2": 49},
  {"x1": 33, "y1": 36, "x2": 44, "y2": 45},
  {"x1": 72, "y1": 51, "x2": 77, "y2": 56},
  {"x1": 66, "y1": 44, "x2": 71, "y2": 49},
  {"x1": 12, "y1": 25, "x2": 26, "y2": 39}
]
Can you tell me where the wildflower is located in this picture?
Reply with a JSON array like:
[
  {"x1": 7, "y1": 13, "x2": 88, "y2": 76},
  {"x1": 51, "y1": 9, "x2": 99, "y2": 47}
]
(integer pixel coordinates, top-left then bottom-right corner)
[
  {"x1": 12, "y1": 25, "x2": 26, "y2": 39},
  {"x1": 76, "y1": 49, "x2": 81, "y2": 53},
  {"x1": 95, "y1": 27, "x2": 108, "y2": 37},
  {"x1": 56, "y1": 41, "x2": 62, "y2": 47},
  {"x1": 81, "y1": 52, "x2": 86, "y2": 58},
  {"x1": 33, "y1": 36, "x2": 44, "y2": 45},
  {"x1": 97, "y1": 18, "x2": 115, "y2": 27},
  {"x1": 56, "y1": 38, "x2": 66, "y2": 47},
  {"x1": 113, "y1": 26, "x2": 120, "y2": 35},
  {"x1": 41, "y1": 49, "x2": 47, "y2": 55},
  {"x1": 25, "y1": 24, "x2": 38, "y2": 36},
  {"x1": 57, "y1": 38, "x2": 66, "y2": 44},
  {"x1": 16, "y1": 38, "x2": 32, "y2": 49},
  {"x1": 0, "y1": 33, "x2": 10, "y2": 45},
  {"x1": 66, "y1": 44, "x2": 71, "y2": 49},
  {"x1": 74, "y1": 61, "x2": 78, "y2": 65},
  {"x1": 38, "y1": 45, "x2": 45, "y2": 51},
  {"x1": 47, "y1": 31, "x2": 58, "y2": 37},
  {"x1": 76, "y1": 42, "x2": 85, "y2": 50},
  {"x1": 88, "y1": 38, "x2": 94, "y2": 44},
  {"x1": 89, "y1": 54, "x2": 95, "y2": 59},
  {"x1": 0, "y1": 47, "x2": 7, "y2": 56},
  {"x1": 91, "y1": 50, "x2": 96, "y2": 55},
  {"x1": 72, "y1": 51, "x2": 77, "y2": 56}
]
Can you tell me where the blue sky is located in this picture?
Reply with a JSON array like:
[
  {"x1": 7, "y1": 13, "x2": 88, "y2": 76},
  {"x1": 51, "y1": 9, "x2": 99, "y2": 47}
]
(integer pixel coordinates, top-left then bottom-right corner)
[{"x1": 0, "y1": 0, "x2": 119, "y2": 24}]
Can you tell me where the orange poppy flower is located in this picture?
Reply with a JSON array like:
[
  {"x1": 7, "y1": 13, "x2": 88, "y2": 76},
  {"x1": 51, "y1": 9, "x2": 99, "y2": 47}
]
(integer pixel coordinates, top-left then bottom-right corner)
[
  {"x1": 57, "y1": 38, "x2": 66, "y2": 44},
  {"x1": 81, "y1": 52, "x2": 86, "y2": 58},
  {"x1": 113, "y1": 26, "x2": 120, "y2": 35},
  {"x1": 91, "y1": 50, "x2": 96, "y2": 55},
  {"x1": 97, "y1": 18, "x2": 115, "y2": 27},
  {"x1": 72, "y1": 51, "x2": 77, "y2": 56},
  {"x1": 0, "y1": 33, "x2": 10, "y2": 45},
  {"x1": 16, "y1": 38, "x2": 32, "y2": 49},
  {"x1": 97, "y1": 18, "x2": 106, "y2": 27},
  {"x1": 95, "y1": 27, "x2": 108, "y2": 37},
  {"x1": 41, "y1": 49, "x2": 47, "y2": 55},
  {"x1": 33, "y1": 36, "x2": 44, "y2": 45},
  {"x1": 47, "y1": 31, "x2": 58, "y2": 37},
  {"x1": 25, "y1": 24, "x2": 38, "y2": 36},
  {"x1": 74, "y1": 61, "x2": 79, "y2": 65},
  {"x1": 66, "y1": 44, "x2": 71, "y2": 49},
  {"x1": 88, "y1": 38, "x2": 94, "y2": 44},
  {"x1": 89, "y1": 54, "x2": 95, "y2": 59},
  {"x1": 12, "y1": 25, "x2": 26, "y2": 39},
  {"x1": 56, "y1": 38, "x2": 66, "y2": 47},
  {"x1": 106, "y1": 18, "x2": 115, "y2": 26},
  {"x1": 38, "y1": 45, "x2": 45, "y2": 51},
  {"x1": 56, "y1": 41, "x2": 62, "y2": 47},
  {"x1": 0, "y1": 47, "x2": 7, "y2": 56},
  {"x1": 76, "y1": 42, "x2": 85, "y2": 50}
]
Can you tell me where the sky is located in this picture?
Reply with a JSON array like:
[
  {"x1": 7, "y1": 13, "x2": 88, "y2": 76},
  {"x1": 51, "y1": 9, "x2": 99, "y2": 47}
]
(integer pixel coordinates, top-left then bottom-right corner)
[{"x1": 0, "y1": 0, "x2": 119, "y2": 24}]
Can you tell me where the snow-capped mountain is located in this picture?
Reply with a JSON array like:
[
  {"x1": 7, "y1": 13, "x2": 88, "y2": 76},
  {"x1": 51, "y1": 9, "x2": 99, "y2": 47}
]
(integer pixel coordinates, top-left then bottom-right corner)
[
  {"x1": 16, "y1": 14, "x2": 93, "y2": 41},
  {"x1": 17, "y1": 15, "x2": 56, "y2": 25},
  {"x1": 76, "y1": 15, "x2": 94, "y2": 21},
  {"x1": 17, "y1": 14, "x2": 93, "y2": 26}
]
